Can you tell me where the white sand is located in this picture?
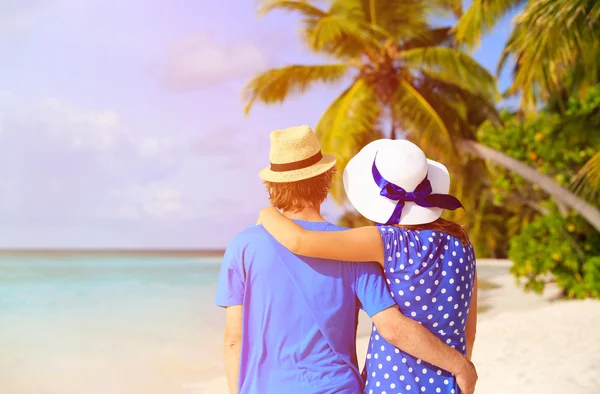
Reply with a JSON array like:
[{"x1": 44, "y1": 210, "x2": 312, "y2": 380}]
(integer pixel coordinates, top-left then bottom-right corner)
[
  {"x1": 204, "y1": 263, "x2": 600, "y2": 393},
  {"x1": 467, "y1": 273, "x2": 600, "y2": 394}
]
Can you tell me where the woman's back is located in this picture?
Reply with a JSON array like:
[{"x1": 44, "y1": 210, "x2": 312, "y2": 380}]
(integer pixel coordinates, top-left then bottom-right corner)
[{"x1": 363, "y1": 226, "x2": 476, "y2": 394}]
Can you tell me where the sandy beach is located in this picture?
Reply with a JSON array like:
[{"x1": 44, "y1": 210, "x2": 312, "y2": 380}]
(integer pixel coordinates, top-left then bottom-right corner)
[{"x1": 202, "y1": 260, "x2": 600, "y2": 393}]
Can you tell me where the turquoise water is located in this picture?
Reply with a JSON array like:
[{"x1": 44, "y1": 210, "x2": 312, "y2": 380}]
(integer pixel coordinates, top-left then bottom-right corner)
[
  {"x1": 0, "y1": 253, "x2": 225, "y2": 394},
  {"x1": 0, "y1": 254, "x2": 221, "y2": 315}
]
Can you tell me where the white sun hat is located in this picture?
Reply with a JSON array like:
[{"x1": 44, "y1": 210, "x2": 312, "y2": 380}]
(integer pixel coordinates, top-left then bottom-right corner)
[
  {"x1": 343, "y1": 139, "x2": 462, "y2": 225},
  {"x1": 259, "y1": 125, "x2": 337, "y2": 183}
]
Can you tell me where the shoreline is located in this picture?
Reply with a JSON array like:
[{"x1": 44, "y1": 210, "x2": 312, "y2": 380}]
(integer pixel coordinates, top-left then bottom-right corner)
[{"x1": 0, "y1": 249, "x2": 226, "y2": 258}]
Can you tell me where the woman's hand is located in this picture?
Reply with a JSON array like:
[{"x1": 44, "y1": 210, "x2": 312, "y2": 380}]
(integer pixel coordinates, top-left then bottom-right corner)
[{"x1": 455, "y1": 358, "x2": 478, "y2": 394}]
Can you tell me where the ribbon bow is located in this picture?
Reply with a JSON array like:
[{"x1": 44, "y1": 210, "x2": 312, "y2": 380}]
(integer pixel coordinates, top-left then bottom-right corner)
[{"x1": 372, "y1": 155, "x2": 463, "y2": 225}]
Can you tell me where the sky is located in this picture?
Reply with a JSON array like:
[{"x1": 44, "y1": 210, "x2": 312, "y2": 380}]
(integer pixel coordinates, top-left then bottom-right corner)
[{"x1": 0, "y1": 0, "x2": 519, "y2": 249}]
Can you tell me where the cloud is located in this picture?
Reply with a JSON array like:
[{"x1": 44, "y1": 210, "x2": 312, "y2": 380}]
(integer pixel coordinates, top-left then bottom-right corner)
[
  {"x1": 156, "y1": 32, "x2": 269, "y2": 91},
  {"x1": 0, "y1": 94, "x2": 264, "y2": 231},
  {"x1": 1, "y1": 95, "x2": 122, "y2": 150},
  {"x1": 0, "y1": 95, "x2": 183, "y2": 224},
  {"x1": 135, "y1": 137, "x2": 175, "y2": 158},
  {"x1": 111, "y1": 186, "x2": 185, "y2": 219},
  {"x1": 0, "y1": 0, "x2": 97, "y2": 35},
  {"x1": 189, "y1": 125, "x2": 255, "y2": 155},
  {"x1": 40, "y1": 98, "x2": 122, "y2": 149},
  {"x1": 0, "y1": 0, "x2": 53, "y2": 33}
]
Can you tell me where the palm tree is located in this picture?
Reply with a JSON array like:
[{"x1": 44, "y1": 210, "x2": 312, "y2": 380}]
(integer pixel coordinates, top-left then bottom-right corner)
[
  {"x1": 244, "y1": 0, "x2": 499, "y2": 201},
  {"x1": 455, "y1": 0, "x2": 600, "y2": 112},
  {"x1": 244, "y1": 0, "x2": 600, "y2": 232}
]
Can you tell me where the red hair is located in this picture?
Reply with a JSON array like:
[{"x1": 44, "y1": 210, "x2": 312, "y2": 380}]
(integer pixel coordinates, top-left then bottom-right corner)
[
  {"x1": 264, "y1": 168, "x2": 336, "y2": 212},
  {"x1": 396, "y1": 218, "x2": 469, "y2": 246}
]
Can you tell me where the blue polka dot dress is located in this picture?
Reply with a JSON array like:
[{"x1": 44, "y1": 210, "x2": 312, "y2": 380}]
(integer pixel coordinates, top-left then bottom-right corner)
[{"x1": 363, "y1": 226, "x2": 476, "y2": 394}]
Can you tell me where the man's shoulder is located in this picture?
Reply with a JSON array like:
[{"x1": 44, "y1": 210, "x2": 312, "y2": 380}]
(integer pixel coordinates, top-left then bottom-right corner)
[
  {"x1": 321, "y1": 222, "x2": 348, "y2": 232},
  {"x1": 227, "y1": 225, "x2": 271, "y2": 250}
]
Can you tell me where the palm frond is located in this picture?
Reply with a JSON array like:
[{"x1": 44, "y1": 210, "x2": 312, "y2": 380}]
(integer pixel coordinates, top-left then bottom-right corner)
[
  {"x1": 572, "y1": 151, "x2": 600, "y2": 201},
  {"x1": 431, "y1": 0, "x2": 463, "y2": 18},
  {"x1": 243, "y1": 64, "x2": 349, "y2": 114},
  {"x1": 552, "y1": 104, "x2": 600, "y2": 144},
  {"x1": 453, "y1": 0, "x2": 526, "y2": 48},
  {"x1": 399, "y1": 27, "x2": 454, "y2": 50},
  {"x1": 392, "y1": 79, "x2": 455, "y2": 160},
  {"x1": 499, "y1": 0, "x2": 600, "y2": 112},
  {"x1": 398, "y1": 47, "x2": 499, "y2": 101},
  {"x1": 260, "y1": 0, "x2": 385, "y2": 57},
  {"x1": 303, "y1": 13, "x2": 384, "y2": 57},
  {"x1": 259, "y1": 0, "x2": 327, "y2": 18},
  {"x1": 355, "y1": 0, "x2": 429, "y2": 40},
  {"x1": 316, "y1": 79, "x2": 381, "y2": 202},
  {"x1": 419, "y1": 74, "x2": 503, "y2": 129}
]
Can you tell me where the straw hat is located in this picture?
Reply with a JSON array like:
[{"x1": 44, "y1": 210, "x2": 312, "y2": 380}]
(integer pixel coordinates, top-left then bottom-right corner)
[
  {"x1": 259, "y1": 125, "x2": 337, "y2": 183},
  {"x1": 343, "y1": 139, "x2": 462, "y2": 225}
]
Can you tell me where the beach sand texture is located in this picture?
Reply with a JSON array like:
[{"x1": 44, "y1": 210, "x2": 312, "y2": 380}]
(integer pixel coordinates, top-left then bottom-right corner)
[{"x1": 203, "y1": 262, "x2": 600, "y2": 394}]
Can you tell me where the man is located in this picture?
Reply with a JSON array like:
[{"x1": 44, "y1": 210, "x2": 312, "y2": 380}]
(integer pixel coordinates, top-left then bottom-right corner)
[{"x1": 215, "y1": 126, "x2": 477, "y2": 394}]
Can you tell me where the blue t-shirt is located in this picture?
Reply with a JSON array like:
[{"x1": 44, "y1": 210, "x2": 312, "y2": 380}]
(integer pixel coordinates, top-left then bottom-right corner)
[{"x1": 215, "y1": 220, "x2": 396, "y2": 394}]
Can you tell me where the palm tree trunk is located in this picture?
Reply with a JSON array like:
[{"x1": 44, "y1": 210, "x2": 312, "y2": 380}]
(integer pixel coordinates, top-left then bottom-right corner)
[{"x1": 456, "y1": 139, "x2": 600, "y2": 232}]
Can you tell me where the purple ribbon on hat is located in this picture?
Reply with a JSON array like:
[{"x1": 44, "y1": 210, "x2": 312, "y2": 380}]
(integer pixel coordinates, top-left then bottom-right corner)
[{"x1": 372, "y1": 154, "x2": 463, "y2": 225}]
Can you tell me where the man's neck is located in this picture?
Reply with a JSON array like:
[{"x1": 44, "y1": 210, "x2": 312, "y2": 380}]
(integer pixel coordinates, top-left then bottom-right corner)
[{"x1": 282, "y1": 207, "x2": 326, "y2": 222}]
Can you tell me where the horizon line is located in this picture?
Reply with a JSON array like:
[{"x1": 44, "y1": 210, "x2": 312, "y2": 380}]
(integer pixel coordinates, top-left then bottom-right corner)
[{"x1": 0, "y1": 248, "x2": 226, "y2": 255}]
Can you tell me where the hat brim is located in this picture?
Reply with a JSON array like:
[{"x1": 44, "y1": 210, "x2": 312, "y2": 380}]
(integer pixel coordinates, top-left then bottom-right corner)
[
  {"x1": 343, "y1": 140, "x2": 450, "y2": 225},
  {"x1": 259, "y1": 154, "x2": 337, "y2": 183}
]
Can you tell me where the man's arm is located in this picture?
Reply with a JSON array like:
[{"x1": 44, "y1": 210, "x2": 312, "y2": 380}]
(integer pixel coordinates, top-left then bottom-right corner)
[
  {"x1": 373, "y1": 307, "x2": 478, "y2": 394},
  {"x1": 224, "y1": 305, "x2": 243, "y2": 394},
  {"x1": 215, "y1": 240, "x2": 246, "y2": 394}
]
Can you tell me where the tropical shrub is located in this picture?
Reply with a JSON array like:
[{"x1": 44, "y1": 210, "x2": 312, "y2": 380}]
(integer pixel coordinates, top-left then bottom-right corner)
[
  {"x1": 509, "y1": 209, "x2": 600, "y2": 299},
  {"x1": 472, "y1": 86, "x2": 600, "y2": 260}
]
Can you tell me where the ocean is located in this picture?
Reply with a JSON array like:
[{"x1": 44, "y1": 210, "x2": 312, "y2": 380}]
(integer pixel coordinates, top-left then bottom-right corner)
[{"x1": 0, "y1": 252, "x2": 225, "y2": 394}]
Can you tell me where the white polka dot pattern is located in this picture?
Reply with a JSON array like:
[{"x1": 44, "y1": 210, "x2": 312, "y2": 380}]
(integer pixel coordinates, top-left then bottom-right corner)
[{"x1": 363, "y1": 227, "x2": 476, "y2": 394}]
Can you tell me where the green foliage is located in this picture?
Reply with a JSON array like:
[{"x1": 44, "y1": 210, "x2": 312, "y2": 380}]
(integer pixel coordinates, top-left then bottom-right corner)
[
  {"x1": 398, "y1": 47, "x2": 499, "y2": 101},
  {"x1": 243, "y1": 64, "x2": 349, "y2": 114},
  {"x1": 456, "y1": 0, "x2": 600, "y2": 112},
  {"x1": 478, "y1": 85, "x2": 600, "y2": 206},
  {"x1": 500, "y1": 0, "x2": 600, "y2": 111},
  {"x1": 508, "y1": 210, "x2": 600, "y2": 298},
  {"x1": 574, "y1": 152, "x2": 600, "y2": 201},
  {"x1": 454, "y1": 0, "x2": 525, "y2": 47},
  {"x1": 557, "y1": 85, "x2": 600, "y2": 200},
  {"x1": 317, "y1": 80, "x2": 382, "y2": 201},
  {"x1": 471, "y1": 86, "x2": 600, "y2": 298},
  {"x1": 453, "y1": 86, "x2": 600, "y2": 259}
]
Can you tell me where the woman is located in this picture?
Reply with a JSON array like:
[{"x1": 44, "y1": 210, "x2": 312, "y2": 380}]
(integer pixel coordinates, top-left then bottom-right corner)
[{"x1": 258, "y1": 139, "x2": 478, "y2": 394}]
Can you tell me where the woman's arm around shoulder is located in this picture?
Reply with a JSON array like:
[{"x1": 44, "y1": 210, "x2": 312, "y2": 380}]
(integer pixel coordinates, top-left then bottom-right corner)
[{"x1": 258, "y1": 206, "x2": 384, "y2": 264}]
